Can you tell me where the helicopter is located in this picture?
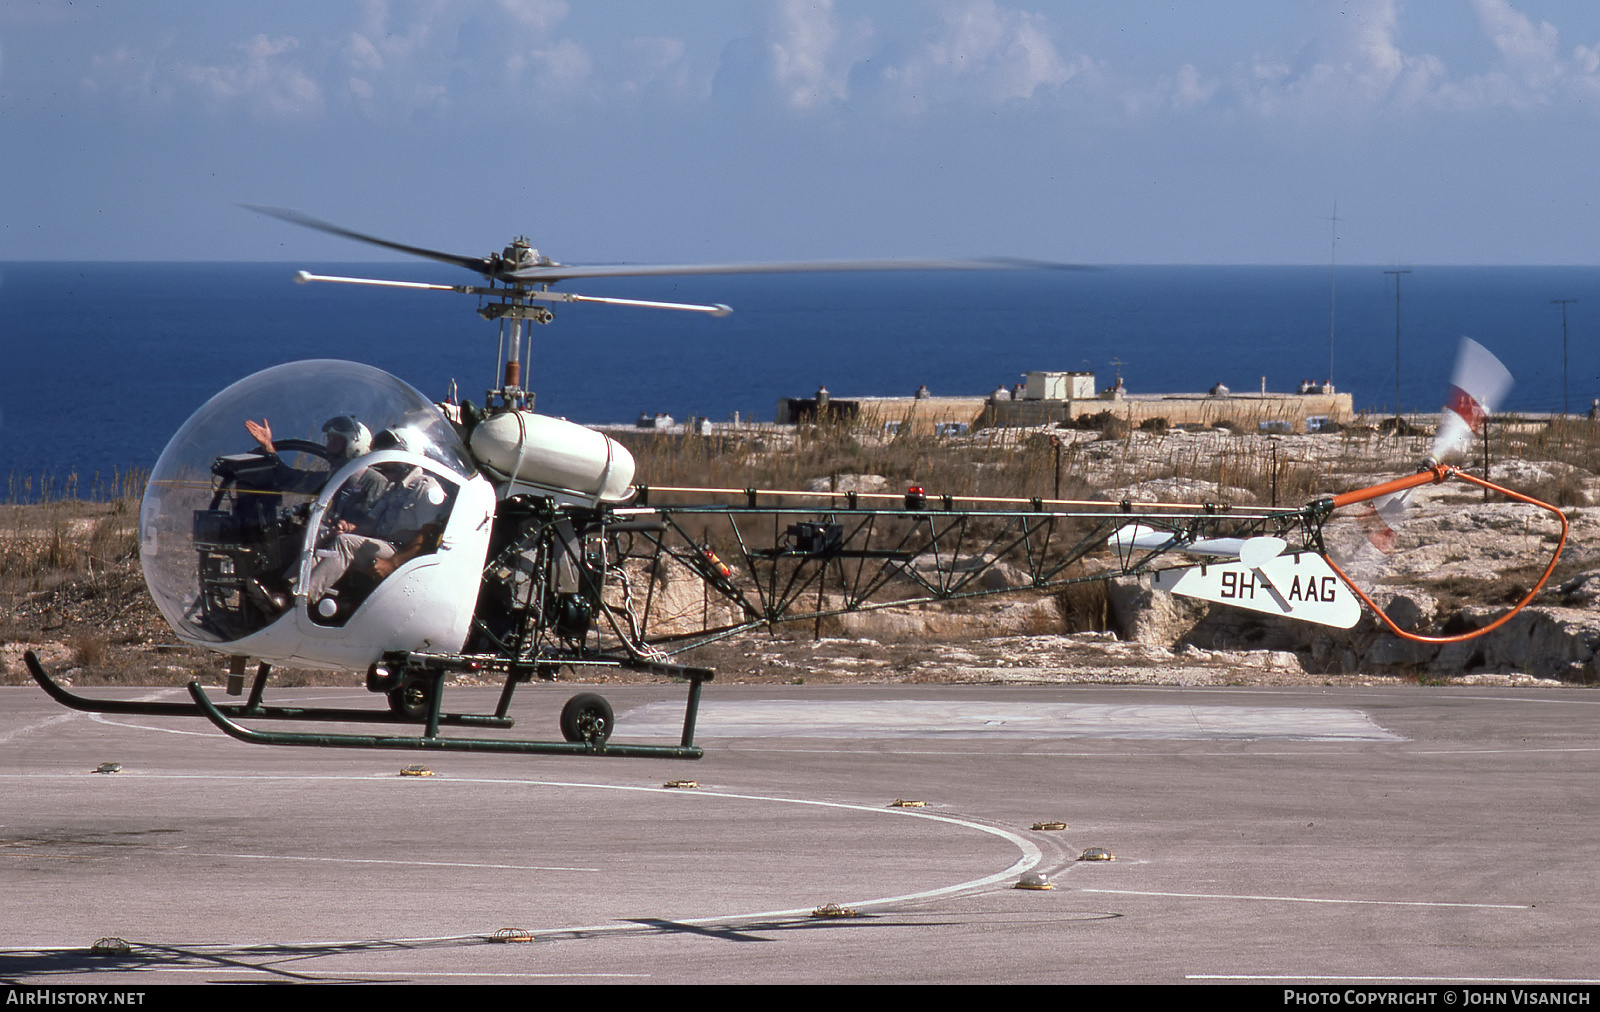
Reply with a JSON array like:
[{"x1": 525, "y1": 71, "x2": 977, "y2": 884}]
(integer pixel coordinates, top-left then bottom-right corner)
[{"x1": 23, "y1": 210, "x2": 1571, "y2": 760}]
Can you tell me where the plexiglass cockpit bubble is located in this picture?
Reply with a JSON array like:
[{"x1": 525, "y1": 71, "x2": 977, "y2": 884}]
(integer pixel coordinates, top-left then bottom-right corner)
[{"x1": 140, "y1": 360, "x2": 473, "y2": 644}]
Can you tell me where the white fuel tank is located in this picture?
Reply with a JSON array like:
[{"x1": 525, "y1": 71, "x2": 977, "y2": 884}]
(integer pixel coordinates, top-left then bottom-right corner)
[{"x1": 470, "y1": 410, "x2": 636, "y2": 503}]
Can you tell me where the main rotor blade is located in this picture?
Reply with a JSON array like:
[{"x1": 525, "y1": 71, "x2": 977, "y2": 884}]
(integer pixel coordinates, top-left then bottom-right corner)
[
  {"x1": 242, "y1": 205, "x2": 498, "y2": 277},
  {"x1": 243, "y1": 205, "x2": 1089, "y2": 283},
  {"x1": 505, "y1": 256, "x2": 1087, "y2": 283}
]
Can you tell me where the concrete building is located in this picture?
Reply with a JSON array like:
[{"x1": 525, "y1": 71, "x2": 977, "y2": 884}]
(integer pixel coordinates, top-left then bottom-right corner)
[{"x1": 780, "y1": 371, "x2": 1356, "y2": 435}]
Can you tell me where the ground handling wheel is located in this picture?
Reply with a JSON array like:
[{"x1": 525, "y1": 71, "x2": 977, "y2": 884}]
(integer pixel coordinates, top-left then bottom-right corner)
[
  {"x1": 559, "y1": 692, "x2": 614, "y2": 746},
  {"x1": 388, "y1": 676, "x2": 433, "y2": 720}
]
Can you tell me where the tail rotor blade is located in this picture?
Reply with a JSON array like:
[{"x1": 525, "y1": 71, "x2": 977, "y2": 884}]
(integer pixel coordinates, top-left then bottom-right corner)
[
  {"x1": 1353, "y1": 488, "x2": 1413, "y2": 555},
  {"x1": 1431, "y1": 338, "x2": 1513, "y2": 464}
]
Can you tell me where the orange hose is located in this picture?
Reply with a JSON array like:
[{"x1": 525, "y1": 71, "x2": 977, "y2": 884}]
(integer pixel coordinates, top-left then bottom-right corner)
[{"x1": 1323, "y1": 467, "x2": 1568, "y2": 644}]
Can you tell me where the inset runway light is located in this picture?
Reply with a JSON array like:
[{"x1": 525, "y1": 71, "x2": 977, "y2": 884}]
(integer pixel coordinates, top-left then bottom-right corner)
[
  {"x1": 1014, "y1": 871, "x2": 1054, "y2": 890},
  {"x1": 811, "y1": 903, "x2": 860, "y2": 918},
  {"x1": 490, "y1": 928, "x2": 534, "y2": 943},
  {"x1": 889, "y1": 799, "x2": 925, "y2": 808},
  {"x1": 399, "y1": 765, "x2": 434, "y2": 777},
  {"x1": 1032, "y1": 821, "x2": 1067, "y2": 831},
  {"x1": 663, "y1": 780, "x2": 699, "y2": 789},
  {"x1": 1079, "y1": 847, "x2": 1114, "y2": 861}
]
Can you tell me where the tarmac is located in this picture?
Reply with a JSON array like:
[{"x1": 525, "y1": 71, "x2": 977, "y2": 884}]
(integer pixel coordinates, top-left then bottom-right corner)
[{"x1": 2, "y1": 679, "x2": 1598, "y2": 985}]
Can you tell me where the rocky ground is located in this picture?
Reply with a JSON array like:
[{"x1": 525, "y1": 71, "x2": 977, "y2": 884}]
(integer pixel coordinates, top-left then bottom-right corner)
[{"x1": 4, "y1": 424, "x2": 1598, "y2": 692}]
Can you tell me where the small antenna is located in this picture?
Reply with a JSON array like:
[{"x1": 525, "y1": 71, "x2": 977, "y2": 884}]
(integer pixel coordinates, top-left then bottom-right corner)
[{"x1": 1384, "y1": 269, "x2": 1412, "y2": 419}]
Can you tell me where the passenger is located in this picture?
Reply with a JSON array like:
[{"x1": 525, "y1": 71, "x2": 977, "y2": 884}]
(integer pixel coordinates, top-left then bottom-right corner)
[{"x1": 304, "y1": 428, "x2": 450, "y2": 607}]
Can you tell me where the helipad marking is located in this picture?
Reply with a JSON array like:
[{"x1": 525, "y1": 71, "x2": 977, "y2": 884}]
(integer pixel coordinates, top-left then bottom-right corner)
[
  {"x1": 0, "y1": 712, "x2": 78, "y2": 744},
  {"x1": 0, "y1": 772, "x2": 1041, "y2": 948},
  {"x1": 90, "y1": 713, "x2": 224, "y2": 737},
  {"x1": 1191, "y1": 974, "x2": 1600, "y2": 984},
  {"x1": 621, "y1": 700, "x2": 1401, "y2": 741},
  {"x1": 187, "y1": 851, "x2": 602, "y2": 873},
  {"x1": 1077, "y1": 887, "x2": 1527, "y2": 909}
]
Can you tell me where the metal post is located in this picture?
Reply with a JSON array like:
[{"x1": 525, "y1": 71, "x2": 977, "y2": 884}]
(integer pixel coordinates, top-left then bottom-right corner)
[
  {"x1": 1051, "y1": 434, "x2": 1062, "y2": 500},
  {"x1": 1552, "y1": 299, "x2": 1577, "y2": 417},
  {"x1": 1268, "y1": 437, "x2": 1280, "y2": 507},
  {"x1": 1482, "y1": 416, "x2": 1491, "y2": 503}
]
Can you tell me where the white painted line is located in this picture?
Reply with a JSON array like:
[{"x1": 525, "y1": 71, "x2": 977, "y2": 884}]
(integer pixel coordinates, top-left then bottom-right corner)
[
  {"x1": 0, "y1": 772, "x2": 1041, "y2": 956},
  {"x1": 0, "y1": 712, "x2": 78, "y2": 744},
  {"x1": 1076, "y1": 887, "x2": 1528, "y2": 910},
  {"x1": 89, "y1": 713, "x2": 225, "y2": 737},
  {"x1": 714, "y1": 744, "x2": 1600, "y2": 758},
  {"x1": 621, "y1": 700, "x2": 1401, "y2": 741},
  {"x1": 1191, "y1": 974, "x2": 1600, "y2": 983},
  {"x1": 185, "y1": 851, "x2": 601, "y2": 873}
]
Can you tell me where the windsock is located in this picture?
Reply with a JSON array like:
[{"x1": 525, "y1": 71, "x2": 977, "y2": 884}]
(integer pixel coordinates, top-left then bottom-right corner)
[{"x1": 1430, "y1": 338, "x2": 1513, "y2": 464}]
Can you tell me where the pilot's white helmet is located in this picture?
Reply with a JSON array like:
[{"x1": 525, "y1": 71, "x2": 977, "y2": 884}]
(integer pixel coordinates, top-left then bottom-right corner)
[
  {"x1": 321, "y1": 415, "x2": 372, "y2": 460},
  {"x1": 372, "y1": 425, "x2": 423, "y2": 453}
]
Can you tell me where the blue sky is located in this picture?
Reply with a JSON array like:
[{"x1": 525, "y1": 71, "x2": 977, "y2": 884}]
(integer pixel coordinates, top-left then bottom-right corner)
[{"x1": 5, "y1": 0, "x2": 1600, "y2": 264}]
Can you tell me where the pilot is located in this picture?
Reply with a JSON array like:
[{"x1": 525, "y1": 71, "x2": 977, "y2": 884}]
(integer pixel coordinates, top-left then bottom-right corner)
[
  {"x1": 304, "y1": 427, "x2": 450, "y2": 610},
  {"x1": 243, "y1": 415, "x2": 373, "y2": 495}
]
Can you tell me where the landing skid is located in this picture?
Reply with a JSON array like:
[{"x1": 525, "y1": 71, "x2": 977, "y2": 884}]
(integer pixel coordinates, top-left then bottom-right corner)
[
  {"x1": 24, "y1": 650, "x2": 710, "y2": 761},
  {"x1": 23, "y1": 651, "x2": 511, "y2": 728}
]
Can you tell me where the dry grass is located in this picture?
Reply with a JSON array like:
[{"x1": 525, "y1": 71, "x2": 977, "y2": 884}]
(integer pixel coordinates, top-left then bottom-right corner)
[
  {"x1": 0, "y1": 499, "x2": 141, "y2": 596},
  {"x1": 2, "y1": 467, "x2": 145, "y2": 595},
  {"x1": 616, "y1": 419, "x2": 1092, "y2": 503},
  {"x1": 616, "y1": 412, "x2": 1490, "y2": 514}
]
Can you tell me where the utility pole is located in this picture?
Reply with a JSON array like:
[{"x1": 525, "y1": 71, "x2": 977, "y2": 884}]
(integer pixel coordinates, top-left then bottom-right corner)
[
  {"x1": 1552, "y1": 299, "x2": 1577, "y2": 416},
  {"x1": 1326, "y1": 203, "x2": 1338, "y2": 386},
  {"x1": 1384, "y1": 269, "x2": 1411, "y2": 423}
]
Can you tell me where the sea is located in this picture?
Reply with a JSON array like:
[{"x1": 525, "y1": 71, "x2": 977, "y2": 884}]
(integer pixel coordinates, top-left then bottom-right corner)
[{"x1": 4, "y1": 261, "x2": 1599, "y2": 499}]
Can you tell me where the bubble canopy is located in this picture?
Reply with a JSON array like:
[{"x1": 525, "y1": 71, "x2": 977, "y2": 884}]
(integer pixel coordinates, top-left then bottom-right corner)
[{"x1": 140, "y1": 360, "x2": 473, "y2": 644}]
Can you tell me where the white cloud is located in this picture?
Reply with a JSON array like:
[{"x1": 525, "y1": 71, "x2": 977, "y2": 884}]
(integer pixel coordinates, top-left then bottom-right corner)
[
  {"x1": 1476, "y1": 0, "x2": 1559, "y2": 73},
  {"x1": 768, "y1": 0, "x2": 856, "y2": 110},
  {"x1": 620, "y1": 36, "x2": 691, "y2": 96},
  {"x1": 1235, "y1": 0, "x2": 1449, "y2": 119},
  {"x1": 519, "y1": 36, "x2": 592, "y2": 91},
  {"x1": 1169, "y1": 64, "x2": 1216, "y2": 110},
  {"x1": 1220, "y1": 0, "x2": 1600, "y2": 121},
  {"x1": 871, "y1": 0, "x2": 1088, "y2": 114},
  {"x1": 69, "y1": 1, "x2": 1600, "y2": 131},
  {"x1": 1456, "y1": 0, "x2": 1600, "y2": 108},
  {"x1": 494, "y1": 0, "x2": 568, "y2": 34},
  {"x1": 178, "y1": 34, "x2": 324, "y2": 120}
]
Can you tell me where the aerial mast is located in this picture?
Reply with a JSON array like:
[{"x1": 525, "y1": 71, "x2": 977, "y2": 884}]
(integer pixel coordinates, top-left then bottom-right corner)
[{"x1": 1328, "y1": 203, "x2": 1337, "y2": 386}]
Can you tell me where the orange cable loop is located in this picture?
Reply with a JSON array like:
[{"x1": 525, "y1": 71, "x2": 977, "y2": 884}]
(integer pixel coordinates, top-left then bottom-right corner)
[{"x1": 1322, "y1": 466, "x2": 1569, "y2": 645}]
